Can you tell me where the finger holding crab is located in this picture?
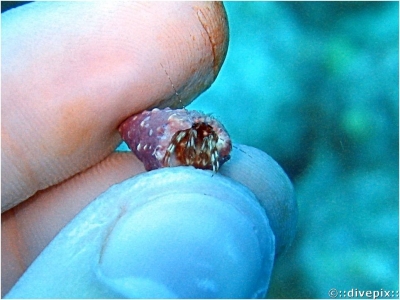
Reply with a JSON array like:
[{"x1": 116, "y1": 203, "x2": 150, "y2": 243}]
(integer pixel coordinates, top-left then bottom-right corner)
[{"x1": 1, "y1": 1, "x2": 229, "y2": 296}]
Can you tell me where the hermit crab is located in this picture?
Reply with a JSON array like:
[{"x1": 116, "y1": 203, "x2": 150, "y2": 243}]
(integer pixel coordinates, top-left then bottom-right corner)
[{"x1": 118, "y1": 108, "x2": 232, "y2": 172}]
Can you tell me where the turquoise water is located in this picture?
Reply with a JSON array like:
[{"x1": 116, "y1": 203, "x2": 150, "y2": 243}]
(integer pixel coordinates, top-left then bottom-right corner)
[{"x1": 187, "y1": 2, "x2": 399, "y2": 298}]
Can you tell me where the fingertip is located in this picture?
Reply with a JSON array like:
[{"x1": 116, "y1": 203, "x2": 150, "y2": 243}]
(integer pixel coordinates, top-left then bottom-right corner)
[
  {"x1": 219, "y1": 144, "x2": 298, "y2": 257},
  {"x1": 193, "y1": 2, "x2": 230, "y2": 78},
  {"x1": 5, "y1": 168, "x2": 274, "y2": 298},
  {"x1": 2, "y1": 2, "x2": 229, "y2": 210}
]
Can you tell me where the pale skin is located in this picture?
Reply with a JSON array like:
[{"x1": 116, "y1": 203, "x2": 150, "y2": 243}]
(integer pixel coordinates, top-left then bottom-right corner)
[{"x1": 1, "y1": 2, "x2": 229, "y2": 295}]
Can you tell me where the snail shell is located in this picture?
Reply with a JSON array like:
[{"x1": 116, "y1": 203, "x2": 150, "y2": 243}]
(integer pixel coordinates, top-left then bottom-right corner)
[
  {"x1": 118, "y1": 107, "x2": 232, "y2": 172},
  {"x1": 5, "y1": 145, "x2": 297, "y2": 298}
]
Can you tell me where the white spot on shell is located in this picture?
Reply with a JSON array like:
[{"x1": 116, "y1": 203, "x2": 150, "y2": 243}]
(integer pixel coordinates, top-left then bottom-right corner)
[
  {"x1": 137, "y1": 143, "x2": 142, "y2": 151},
  {"x1": 144, "y1": 144, "x2": 148, "y2": 150},
  {"x1": 140, "y1": 116, "x2": 151, "y2": 127},
  {"x1": 153, "y1": 145, "x2": 163, "y2": 160},
  {"x1": 149, "y1": 129, "x2": 153, "y2": 136}
]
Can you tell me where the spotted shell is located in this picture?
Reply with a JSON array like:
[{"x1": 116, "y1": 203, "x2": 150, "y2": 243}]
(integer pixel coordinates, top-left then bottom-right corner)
[{"x1": 118, "y1": 108, "x2": 232, "y2": 172}]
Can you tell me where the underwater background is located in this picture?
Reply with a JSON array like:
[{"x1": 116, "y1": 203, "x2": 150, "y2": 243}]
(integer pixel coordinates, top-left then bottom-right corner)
[
  {"x1": 188, "y1": 2, "x2": 399, "y2": 298},
  {"x1": 2, "y1": 1, "x2": 398, "y2": 299}
]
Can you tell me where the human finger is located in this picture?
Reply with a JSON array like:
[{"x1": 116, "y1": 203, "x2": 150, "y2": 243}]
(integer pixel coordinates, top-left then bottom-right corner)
[
  {"x1": 4, "y1": 145, "x2": 296, "y2": 298},
  {"x1": 219, "y1": 144, "x2": 298, "y2": 257},
  {"x1": 1, "y1": 151, "x2": 145, "y2": 296},
  {"x1": 1, "y1": 1, "x2": 229, "y2": 211}
]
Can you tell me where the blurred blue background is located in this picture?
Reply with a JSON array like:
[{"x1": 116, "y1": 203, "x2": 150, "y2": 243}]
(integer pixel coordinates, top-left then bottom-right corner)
[{"x1": 187, "y1": 2, "x2": 399, "y2": 298}]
